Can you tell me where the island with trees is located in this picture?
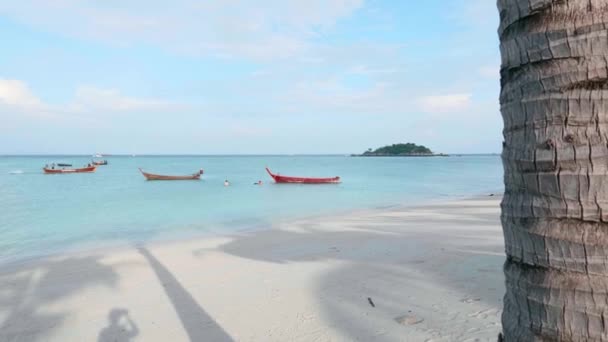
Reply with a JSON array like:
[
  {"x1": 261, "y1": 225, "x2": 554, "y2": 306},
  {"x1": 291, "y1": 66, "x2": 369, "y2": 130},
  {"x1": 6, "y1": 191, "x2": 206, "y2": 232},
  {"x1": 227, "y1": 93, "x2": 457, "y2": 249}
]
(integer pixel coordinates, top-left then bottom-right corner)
[{"x1": 352, "y1": 143, "x2": 447, "y2": 157}]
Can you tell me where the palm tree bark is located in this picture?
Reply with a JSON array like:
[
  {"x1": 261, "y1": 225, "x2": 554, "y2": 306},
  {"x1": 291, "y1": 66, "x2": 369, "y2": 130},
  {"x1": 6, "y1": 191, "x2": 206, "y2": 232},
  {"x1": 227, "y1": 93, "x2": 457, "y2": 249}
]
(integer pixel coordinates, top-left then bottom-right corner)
[{"x1": 499, "y1": 1, "x2": 608, "y2": 340}]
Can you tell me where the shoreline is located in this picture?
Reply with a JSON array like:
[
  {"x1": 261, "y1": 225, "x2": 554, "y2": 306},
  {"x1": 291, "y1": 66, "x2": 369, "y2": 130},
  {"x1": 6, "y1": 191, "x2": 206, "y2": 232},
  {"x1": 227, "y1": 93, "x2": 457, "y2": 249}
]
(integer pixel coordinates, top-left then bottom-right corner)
[
  {"x1": 0, "y1": 194, "x2": 505, "y2": 341},
  {"x1": 0, "y1": 191, "x2": 502, "y2": 271}
]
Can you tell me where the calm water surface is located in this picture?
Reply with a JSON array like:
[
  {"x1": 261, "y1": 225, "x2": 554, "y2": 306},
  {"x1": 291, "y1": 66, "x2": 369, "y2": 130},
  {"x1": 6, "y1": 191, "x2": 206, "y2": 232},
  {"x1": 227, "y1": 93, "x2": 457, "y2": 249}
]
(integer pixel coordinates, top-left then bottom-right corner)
[{"x1": 0, "y1": 155, "x2": 503, "y2": 263}]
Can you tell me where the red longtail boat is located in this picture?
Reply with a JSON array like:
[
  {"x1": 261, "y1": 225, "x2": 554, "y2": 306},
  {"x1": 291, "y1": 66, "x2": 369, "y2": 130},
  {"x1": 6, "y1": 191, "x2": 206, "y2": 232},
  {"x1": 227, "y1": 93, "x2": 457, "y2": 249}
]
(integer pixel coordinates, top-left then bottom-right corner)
[
  {"x1": 265, "y1": 167, "x2": 340, "y2": 184},
  {"x1": 43, "y1": 166, "x2": 97, "y2": 174},
  {"x1": 139, "y1": 168, "x2": 203, "y2": 181}
]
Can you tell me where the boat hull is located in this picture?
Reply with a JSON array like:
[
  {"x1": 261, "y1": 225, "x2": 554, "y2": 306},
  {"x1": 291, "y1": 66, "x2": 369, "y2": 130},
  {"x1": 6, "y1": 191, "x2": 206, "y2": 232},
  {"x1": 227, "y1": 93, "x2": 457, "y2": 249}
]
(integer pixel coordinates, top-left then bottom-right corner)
[
  {"x1": 266, "y1": 167, "x2": 340, "y2": 184},
  {"x1": 43, "y1": 166, "x2": 96, "y2": 174},
  {"x1": 139, "y1": 168, "x2": 201, "y2": 181}
]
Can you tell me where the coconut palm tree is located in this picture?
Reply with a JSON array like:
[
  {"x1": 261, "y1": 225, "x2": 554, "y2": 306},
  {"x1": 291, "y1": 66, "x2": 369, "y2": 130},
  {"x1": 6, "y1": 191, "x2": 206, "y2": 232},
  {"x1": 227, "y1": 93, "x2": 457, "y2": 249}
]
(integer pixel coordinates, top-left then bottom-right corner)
[{"x1": 498, "y1": 0, "x2": 608, "y2": 340}]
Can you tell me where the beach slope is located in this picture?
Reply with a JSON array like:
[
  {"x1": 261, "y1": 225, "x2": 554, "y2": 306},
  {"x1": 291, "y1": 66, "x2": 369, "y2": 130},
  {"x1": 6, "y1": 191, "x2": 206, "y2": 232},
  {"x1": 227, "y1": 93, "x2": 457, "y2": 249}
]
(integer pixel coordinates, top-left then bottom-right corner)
[{"x1": 0, "y1": 197, "x2": 504, "y2": 341}]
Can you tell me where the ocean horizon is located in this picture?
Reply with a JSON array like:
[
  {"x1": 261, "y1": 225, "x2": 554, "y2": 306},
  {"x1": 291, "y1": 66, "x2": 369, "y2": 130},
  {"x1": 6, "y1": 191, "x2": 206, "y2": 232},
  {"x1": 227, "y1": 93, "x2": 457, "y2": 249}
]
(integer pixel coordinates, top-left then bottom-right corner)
[
  {"x1": 0, "y1": 153, "x2": 500, "y2": 157},
  {"x1": 0, "y1": 154, "x2": 503, "y2": 264}
]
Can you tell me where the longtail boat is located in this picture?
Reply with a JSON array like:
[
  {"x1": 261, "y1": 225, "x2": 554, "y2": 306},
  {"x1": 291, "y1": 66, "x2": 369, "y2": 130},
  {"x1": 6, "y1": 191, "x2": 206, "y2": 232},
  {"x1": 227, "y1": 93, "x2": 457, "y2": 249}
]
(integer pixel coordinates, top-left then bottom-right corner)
[
  {"x1": 265, "y1": 167, "x2": 340, "y2": 184},
  {"x1": 92, "y1": 160, "x2": 108, "y2": 166},
  {"x1": 139, "y1": 168, "x2": 203, "y2": 181},
  {"x1": 43, "y1": 166, "x2": 96, "y2": 174}
]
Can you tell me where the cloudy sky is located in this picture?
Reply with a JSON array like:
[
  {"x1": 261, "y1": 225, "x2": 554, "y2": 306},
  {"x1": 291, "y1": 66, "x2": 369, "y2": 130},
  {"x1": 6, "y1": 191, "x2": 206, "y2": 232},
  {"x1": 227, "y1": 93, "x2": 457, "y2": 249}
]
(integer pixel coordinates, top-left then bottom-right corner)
[{"x1": 0, "y1": 0, "x2": 501, "y2": 154}]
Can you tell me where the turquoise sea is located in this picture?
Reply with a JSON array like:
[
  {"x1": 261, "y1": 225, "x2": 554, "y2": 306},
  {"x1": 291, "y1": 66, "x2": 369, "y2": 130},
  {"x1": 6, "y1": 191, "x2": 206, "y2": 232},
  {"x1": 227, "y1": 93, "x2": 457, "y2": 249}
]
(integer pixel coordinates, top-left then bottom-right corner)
[{"x1": 0, "y1": 155, "x2": 503, "y2": 264}]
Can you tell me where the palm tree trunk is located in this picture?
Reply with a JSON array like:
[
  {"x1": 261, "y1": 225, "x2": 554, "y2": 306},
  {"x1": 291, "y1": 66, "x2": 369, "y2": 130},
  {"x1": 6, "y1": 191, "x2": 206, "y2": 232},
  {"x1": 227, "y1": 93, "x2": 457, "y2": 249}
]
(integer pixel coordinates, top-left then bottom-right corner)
[{"x1": 499, "y1": 1, "x2": 608, "y2": 340}]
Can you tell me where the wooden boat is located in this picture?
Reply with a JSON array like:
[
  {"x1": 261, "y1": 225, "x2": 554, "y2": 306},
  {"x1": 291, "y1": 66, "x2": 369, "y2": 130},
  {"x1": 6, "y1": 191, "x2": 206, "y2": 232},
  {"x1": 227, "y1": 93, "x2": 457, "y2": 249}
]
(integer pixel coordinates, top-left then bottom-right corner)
[
  {"x1": 139, "y1": 168, "x2": 203, "y2": 181},
  {"x1": 92, "y1": 160, "x2": 108, "y2": 166},
  {"x1": 265, "y1": 167, "x2": 340, "y2": 184},
  {"x1": 43, "y1": 166, "x2": 96, "y2": 174}
]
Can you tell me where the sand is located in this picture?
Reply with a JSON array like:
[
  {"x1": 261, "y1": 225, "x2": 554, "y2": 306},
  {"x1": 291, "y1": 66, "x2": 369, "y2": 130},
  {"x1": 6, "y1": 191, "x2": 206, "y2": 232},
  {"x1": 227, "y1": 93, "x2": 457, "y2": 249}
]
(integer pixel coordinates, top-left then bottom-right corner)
[{"x1": 0, "y1": 196, "x2": 504, "y2": 342}]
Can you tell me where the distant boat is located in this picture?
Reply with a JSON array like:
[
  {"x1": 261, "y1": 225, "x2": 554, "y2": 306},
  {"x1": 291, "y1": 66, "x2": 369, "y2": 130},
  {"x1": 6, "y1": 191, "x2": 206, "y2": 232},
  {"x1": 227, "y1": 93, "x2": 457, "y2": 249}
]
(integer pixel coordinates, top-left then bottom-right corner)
[
  {"x1": 57, "y1": 163, "x2": 72, "y2": 167},
  {"x1": 43, "y1": 166, "x2": 96, "y2": 174},
  {"x1": 92, "y1": 160, "x2": 108, "y2": 166},
  {"x1": 139, "y1": 168, "x2": 203, "y2": 181},
  {"x1": 265, "y1": 167, "x2": 340, "y2": 184},
  {"x1": 8, "y1": 170, "x2": 23, "y2": 174},
  {"x1": 93, "y1": 153, "x2": 103, "y2": 158}
]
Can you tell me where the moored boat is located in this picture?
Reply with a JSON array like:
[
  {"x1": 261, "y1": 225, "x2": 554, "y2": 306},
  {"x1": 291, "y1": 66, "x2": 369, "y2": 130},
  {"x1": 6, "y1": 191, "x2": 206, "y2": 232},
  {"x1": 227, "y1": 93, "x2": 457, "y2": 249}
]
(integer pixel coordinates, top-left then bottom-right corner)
[
  {"x1": 139, "y1": 168, "x2": 203, "y2": 181},
  {"x1": 265, "y1": 167, "x2": 340, "y2": 184},
  {"x1": 43, "y1": 166, "x2": 96, "y2": 174},
  {"x1": 92, "y1": 160, "x2": 108, "y2": 166},
  {"x1": 57, "y1": 163, "x2": 72, "y2": 167}
]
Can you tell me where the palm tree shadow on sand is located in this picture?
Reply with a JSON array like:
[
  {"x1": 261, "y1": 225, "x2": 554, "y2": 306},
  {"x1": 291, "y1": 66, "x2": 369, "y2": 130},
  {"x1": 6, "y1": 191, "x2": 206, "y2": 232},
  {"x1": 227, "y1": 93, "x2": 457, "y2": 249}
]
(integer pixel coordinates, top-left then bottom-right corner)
[
  {"x1": 0, "y1": 256, "x2": 118, "y2": 342},
  {"x1": 211, "y1": 200, "x2": 505, "y2": 341},
  {"x1": 137, "y1": 247, "x2": 233, "y2": 342}
]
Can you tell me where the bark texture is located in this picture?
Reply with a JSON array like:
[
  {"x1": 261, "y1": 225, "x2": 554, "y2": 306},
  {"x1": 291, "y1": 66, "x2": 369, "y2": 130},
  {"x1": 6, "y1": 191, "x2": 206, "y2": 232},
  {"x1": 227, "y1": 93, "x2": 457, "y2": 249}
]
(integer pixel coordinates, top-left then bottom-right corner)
[{"x1": 499, "y1": 0, "x2": 608, "y2": 341}]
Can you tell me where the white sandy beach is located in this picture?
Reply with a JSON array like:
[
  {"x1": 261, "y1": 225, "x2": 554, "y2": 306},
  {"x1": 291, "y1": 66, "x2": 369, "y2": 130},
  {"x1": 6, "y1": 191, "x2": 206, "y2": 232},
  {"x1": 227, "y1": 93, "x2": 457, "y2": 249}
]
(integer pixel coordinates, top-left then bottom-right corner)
[{"x1": 0, "y1": 196, "x2": 504, "y2": 342}]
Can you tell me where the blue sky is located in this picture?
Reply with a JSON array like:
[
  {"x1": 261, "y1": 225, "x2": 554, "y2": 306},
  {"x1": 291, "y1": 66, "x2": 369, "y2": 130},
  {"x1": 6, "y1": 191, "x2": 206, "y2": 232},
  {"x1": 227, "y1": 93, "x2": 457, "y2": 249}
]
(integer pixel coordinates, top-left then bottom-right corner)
[{"x1": 0, "y1": 0, "x2": 501, "y2": 154}]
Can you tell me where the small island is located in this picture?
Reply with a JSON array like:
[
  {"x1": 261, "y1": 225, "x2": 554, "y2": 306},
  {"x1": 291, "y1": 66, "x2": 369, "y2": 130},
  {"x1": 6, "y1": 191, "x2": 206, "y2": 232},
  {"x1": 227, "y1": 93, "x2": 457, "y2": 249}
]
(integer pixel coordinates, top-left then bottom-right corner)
[{"x1": 352, "y1": 143, "x2": 448, "y2": 157}]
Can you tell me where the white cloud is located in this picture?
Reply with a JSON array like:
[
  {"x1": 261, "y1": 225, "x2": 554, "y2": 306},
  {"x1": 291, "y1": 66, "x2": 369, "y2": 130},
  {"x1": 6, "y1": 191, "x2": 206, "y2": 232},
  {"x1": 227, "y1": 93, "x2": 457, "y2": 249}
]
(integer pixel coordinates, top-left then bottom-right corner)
[
  {"x1": 0, "y1": 79, "x2": 175, "y2": 120},
  {"x1": 418, "y1": 94, "x2": 472, "y2": 113},
  {"x1": 0, "y1": 79, "x2": 44, "y2": 110},
  {"x1": 0, "y1": 0, "x2": 364, "y2": 60},
  {"x1": 0, "y1": 79, "x2": 58, "y2": 119}
]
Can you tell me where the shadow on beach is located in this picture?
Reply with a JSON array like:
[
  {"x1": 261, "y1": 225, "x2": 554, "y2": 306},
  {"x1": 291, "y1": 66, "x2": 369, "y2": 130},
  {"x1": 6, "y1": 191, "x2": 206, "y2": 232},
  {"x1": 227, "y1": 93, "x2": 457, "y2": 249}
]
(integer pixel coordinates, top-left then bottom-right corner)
[
  {"x1": 98, "y1": 308, "x2": 139, "y2": 342},
  {"x1": 214, "y1": 199, "x2": 505, "y2": 341},
  {"x1": 137, "y1": 247, "x2": 233, "y2": 342},
  {"x1": 0, "y1": 256, "x2": 118, "y2": 342},
  {"x1": 0, "y1": 199, "x2": 503, "y2": 341},
  {"x1": 0, "y1": 248, "x2": 233, "y2": 342}
]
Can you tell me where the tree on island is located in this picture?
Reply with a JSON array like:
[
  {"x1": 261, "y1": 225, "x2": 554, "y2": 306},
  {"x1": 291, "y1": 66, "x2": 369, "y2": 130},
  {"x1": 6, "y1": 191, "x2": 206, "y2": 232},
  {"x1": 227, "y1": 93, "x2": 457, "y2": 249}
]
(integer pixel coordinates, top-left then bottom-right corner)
[
  {"x1": 362, "y1": 143, "x2": 433, "y2": 156},
  {"x1": 498, "y1": 1, "x2": 608, "y2": 340}
]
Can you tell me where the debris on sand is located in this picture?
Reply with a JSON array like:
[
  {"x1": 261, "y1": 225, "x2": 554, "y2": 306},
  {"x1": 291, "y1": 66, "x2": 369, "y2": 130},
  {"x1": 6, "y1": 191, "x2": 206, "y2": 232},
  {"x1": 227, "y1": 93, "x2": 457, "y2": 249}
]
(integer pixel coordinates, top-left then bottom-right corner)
[{"x1": 395, "y1": 314, "x2": 424, "y2": 325}]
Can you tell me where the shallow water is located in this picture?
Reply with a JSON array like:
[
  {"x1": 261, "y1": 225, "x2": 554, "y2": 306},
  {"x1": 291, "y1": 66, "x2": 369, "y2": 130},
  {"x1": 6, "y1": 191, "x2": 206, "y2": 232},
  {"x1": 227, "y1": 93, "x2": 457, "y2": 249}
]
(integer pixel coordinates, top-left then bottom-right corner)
[{"x1": 0, "y1": 155, "x2": 503, "y2": 263}]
